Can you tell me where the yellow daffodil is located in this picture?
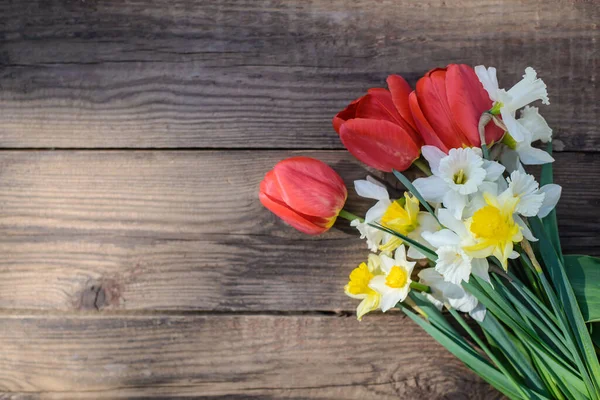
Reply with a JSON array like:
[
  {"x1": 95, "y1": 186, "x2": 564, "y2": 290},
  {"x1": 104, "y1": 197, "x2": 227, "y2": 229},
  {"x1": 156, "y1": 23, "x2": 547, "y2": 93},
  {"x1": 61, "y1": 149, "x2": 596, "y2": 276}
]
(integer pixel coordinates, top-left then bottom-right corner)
[
  {"x1": 344, "y1": 254, "x2": 383, "y2": 321},
  {"x1": 464, "y1": 192, "x2": 523, "y2": 270},
  {"x1": 351, "y1": 178, "x2": 438, "y2": 258}
]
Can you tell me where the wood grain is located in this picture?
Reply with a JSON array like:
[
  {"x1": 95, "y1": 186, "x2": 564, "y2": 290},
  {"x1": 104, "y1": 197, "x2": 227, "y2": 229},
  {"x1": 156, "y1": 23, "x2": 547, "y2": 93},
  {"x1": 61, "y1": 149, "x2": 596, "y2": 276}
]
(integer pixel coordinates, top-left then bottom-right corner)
[
  {"x1": 0, "y1": 0, "x2": 598, "y2": 150},
  {"x1": 0, "y1": 150, "x2": 596, "y2": 312},
  {"x1": 0, "y1": 314, "x2": 501, "y2": 399}
]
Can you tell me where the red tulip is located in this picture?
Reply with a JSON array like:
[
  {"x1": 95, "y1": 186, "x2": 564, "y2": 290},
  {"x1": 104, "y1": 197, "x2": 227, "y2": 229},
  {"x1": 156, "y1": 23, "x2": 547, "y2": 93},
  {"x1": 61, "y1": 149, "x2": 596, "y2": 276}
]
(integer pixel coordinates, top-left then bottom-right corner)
[
  {"x1": 409, "y1": 64, "x2": 504, "y2": 152},
  {"x1": 259, "y1": 157, "x2": 347, "y2": 235},
  {"x1": 333, "y1": 75, "x2": 423, "y2": 172}
]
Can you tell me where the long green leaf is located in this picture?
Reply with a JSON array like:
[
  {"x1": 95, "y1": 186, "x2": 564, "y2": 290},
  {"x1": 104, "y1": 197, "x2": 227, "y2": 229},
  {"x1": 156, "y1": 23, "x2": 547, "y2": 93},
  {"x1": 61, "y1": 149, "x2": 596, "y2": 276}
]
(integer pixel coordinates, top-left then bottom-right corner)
[
  {"x1": 565, "y1": 255, "x2": 600, "y2": 323},
  {"x1": 491, "y1": 274, "x2": 572, "y2": 361},
  {"x1": 479, "y1": 313, "x2": 549, "y2": 396},
  {"x1": 399, "y1": 306, "x2": 525, "y2": 399},
  {"x1": 465, "y1": 276, "x2": 579, "y2": 374},
  {"x1": 524, "y1": 339, "x2": 588, "y2": 400},
  {"x1": 530, "y1": 353, "x2": 567, "y2": 400},
  {"x1": 530, "y1": 218, "x2": 600, "y2": 397},
  {"x1": 505, "y1": 268, "x2": 559, "y2": 327},
  {"x1": 400, "y1": 295, "x2": 491, "y2": 365}
]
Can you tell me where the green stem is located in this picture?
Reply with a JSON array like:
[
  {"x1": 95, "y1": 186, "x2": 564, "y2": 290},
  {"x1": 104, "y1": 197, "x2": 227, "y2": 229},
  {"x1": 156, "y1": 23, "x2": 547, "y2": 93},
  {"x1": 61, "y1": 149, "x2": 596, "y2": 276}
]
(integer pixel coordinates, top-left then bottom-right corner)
[
  {"x1": 410, "y1": 281, "x2": 431, "y2": 293},
  {"x1": 338, "y1": 209, "x2": 362, "y2": 222},
  {"x1": 447, "y1": 307, "x2": 531, "y2": 399},
  {"x1": 413, "y1": 158, "x2": 432, "y2": 176}
]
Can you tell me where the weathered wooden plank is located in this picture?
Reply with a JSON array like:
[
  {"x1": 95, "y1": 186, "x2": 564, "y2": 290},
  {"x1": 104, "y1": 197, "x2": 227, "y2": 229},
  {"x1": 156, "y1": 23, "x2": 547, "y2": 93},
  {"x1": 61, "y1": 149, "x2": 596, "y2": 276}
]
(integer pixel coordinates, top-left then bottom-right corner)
[
  {"x1": 0, "y1": 314, "x2": 501, "y2": 399},
  {"x1": 0, "y1": 150, "x2": 596, "y2": 312},
  {"x1": 0, "y1": 0, "x2": 597, "y2": 150}
]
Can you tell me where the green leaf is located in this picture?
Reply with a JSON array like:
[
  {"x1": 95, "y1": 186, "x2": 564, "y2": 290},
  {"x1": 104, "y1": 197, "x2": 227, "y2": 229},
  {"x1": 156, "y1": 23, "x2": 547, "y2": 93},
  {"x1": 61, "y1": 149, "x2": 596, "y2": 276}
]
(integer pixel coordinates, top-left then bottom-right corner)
[
  {"x1": 529, "y1": 218, "x2": 600, "y2": 397},
  {"x1": 524, "y1": 339, "x2": 589, "y2": 400},
  {"x1": 479, "y1": 313, "x2": 549, "y2": 396},
  {"x1": 392, "y1": 169, "x2": 441, "y2": 226},
  {"x1": 399, "y1": 305, "x2": 528, "y2": 399},
  {"x1": 565, "y1": 255, "x2": 600, "y2": 323},
  {"x1": 465, "y1": 276, "x2": 579, "y2": 374},
  {"x1": 491, "y1": 274, "x2": 572, "y2": 361}
]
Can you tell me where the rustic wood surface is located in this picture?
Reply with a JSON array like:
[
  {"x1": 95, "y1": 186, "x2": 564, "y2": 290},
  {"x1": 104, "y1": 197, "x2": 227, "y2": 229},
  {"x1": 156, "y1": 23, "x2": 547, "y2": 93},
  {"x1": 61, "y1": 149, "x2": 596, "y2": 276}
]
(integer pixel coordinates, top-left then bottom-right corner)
[{"x1": 0, "y1": 0, "x2": 598, "y2": 398}]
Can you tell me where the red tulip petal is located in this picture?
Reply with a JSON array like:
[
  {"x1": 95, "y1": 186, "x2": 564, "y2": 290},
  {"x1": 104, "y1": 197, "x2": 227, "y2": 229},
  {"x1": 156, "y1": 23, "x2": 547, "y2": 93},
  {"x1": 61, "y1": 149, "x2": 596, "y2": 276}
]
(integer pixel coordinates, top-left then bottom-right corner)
[
  {"x1": 356, "y1": 89, "x2": 423, "y2": 147},
  {"x1": 339, "y1": 118, "x2": 420, "y2": 172},
  {"x1": 444, "y1": 65, "x2": 488, "y2": 146},
  {"x1": 259, "y1": 191, "x2": 332, "y2": 235},
  {"x1": 274, "y1": 157, "x2": 347, "y2": 218},
  {"x1": 416, "y1": 68, "x2": 470, "y2": 149},
  {"x1": 409, "y1": 91, "x2": 449, "y2": 152},
  {"x1": 260, "y1": 170, "x2": 285, "y2": 201},
  {"x1": 387, "y1": 74, "x2": 418, "y2": 132},
  {"x1": 357, "y1": 89, "x2": 402, "y2": 124},
  {"x1": 333, "y1": 96, "x2": 362, "y2": 134}
]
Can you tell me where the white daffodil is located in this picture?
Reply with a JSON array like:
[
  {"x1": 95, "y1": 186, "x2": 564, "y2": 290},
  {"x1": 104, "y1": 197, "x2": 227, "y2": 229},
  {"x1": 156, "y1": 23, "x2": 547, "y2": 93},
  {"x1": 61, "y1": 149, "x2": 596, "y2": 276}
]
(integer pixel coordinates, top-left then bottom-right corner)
[
  {"x1": 344, "y1": 253, "x2": 383, "y2": 321},
  {"x1": 368, "y1": 245, "x2": 416, "y2": 312},
  {"x1": 538, "y1": 184, "x2": 562, "y2": 219},
  {"x1": 418, "y1": 268, "x2": 486, "y2": 322},
  {"x1": 520, "y1": 106, "x2": 552, "y2": 143},
  {"x1": 475, "y1": 66, "x2": 549, "y2": 142},
  {"x1": 506, "y1": 171, "x2": 545, "y2": 217},
  {"x1": 413, "y1": 146, "x2": 504, "y2": 219},
  {"x1": 421, "y1": 209, "x2": 490, "y2": 285},
  {"x1": 506, "y1": 170, "x2": 561, "y2": 218},
  {"x1": 351, "y1": 177, "x2": 438, "y2": 259},
  {"x1": 503, "y1": 106, "x2": 555, "y2": 165}
]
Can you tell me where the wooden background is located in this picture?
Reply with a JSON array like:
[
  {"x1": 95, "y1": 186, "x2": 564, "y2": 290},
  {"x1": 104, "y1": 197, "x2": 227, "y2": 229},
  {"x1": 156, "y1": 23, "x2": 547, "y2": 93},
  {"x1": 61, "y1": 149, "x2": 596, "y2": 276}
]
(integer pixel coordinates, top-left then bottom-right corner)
[{"x1": 0, "y1": 0, "x2": 598, "y2": 398}]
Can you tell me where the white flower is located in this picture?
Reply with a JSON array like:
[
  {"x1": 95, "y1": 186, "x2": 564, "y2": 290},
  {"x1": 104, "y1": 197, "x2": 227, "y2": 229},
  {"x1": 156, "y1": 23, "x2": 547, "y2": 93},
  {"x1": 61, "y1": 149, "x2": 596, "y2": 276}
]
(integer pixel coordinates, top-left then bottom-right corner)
[
  {"x1": 421, "y1": 209, "x2": 490, "y2": 285},
  {"x1": 520, "y1": 106, "x2": 552, "y2": 143},
  {"x1": 475, "y1": 66, "x2": 550, "y2": 142},
  {"x1": 507, "y1": 171, "x2": 545, "y2": 217},
  {"x1": 352, "y1": 177, "x2": 438, "y2": 259},
  {"x1": 538, "y1": 184, "x2": 562, "y2": 219},
  {"x1": 506, "y1": 171, "x2": 561, "y2": 219},
  {"x1": 418, "y1": 268, "x2": 486, "y2": 322},
  {"x1": 413, "y1": 146, "x2": 504, "y2": 219},
  {"x1": 369, "y1": 245, "x2": 416, "y2": 312},
  {"x1": 503, "y1": 107, "x2": 555, "y2": 165}
]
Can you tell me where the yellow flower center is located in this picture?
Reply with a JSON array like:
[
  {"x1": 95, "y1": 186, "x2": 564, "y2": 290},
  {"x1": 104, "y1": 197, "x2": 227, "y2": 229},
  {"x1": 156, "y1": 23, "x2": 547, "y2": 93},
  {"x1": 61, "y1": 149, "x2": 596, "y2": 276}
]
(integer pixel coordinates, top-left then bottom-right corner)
[
  {"x1": 385, "y1": 266, "x2": 408, "y2": 289},
  {"x1": 346, "y1": 262, "x2": 376, "y2": 296},
  {"x1": 453, "y1": 169, "x2": 467, "y2": 185},
  {"x1": 380, "y1": 193, "x2": 420, "y2": 235},
  {"x1": 470, "y1": 205, "x2": 511, "y2": 239}
]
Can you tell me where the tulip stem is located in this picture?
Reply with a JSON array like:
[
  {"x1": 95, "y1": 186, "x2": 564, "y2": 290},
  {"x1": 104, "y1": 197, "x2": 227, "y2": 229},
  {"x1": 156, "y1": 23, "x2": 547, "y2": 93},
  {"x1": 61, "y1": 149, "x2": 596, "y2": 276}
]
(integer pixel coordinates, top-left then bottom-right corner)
[
  {"x1": 413, "y1": 158, "x2": 432, "y2": 176},
  {"x1": 410, "y1": 281, "x2": 431, "y2": 293},
  {"x1": 338, "y1": 209, "x2": 362, "y2": 222}
]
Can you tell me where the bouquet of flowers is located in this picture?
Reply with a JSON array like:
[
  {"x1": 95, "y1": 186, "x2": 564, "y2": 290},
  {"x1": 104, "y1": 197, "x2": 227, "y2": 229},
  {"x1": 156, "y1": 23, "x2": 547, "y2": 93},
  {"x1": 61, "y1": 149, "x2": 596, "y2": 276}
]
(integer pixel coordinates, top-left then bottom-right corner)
[{"x1": 259, "y1": 64, "x2": 600, "y2": 399}]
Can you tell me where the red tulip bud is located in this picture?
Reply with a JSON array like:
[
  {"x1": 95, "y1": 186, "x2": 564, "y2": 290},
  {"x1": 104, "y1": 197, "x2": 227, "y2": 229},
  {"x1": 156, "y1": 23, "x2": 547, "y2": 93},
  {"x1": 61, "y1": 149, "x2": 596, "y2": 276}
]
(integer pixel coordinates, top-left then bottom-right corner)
[{"x1": 259, "y1": 157, "x2": 347, "y2": 235}]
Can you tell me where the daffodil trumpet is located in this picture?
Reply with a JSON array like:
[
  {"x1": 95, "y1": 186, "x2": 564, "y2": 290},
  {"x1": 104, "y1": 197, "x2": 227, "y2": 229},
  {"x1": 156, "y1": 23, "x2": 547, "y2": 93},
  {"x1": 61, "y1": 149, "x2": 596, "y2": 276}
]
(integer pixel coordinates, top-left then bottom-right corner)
[{"x1": 260, "y1": 64, "x2": 599, "y2": 399}]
